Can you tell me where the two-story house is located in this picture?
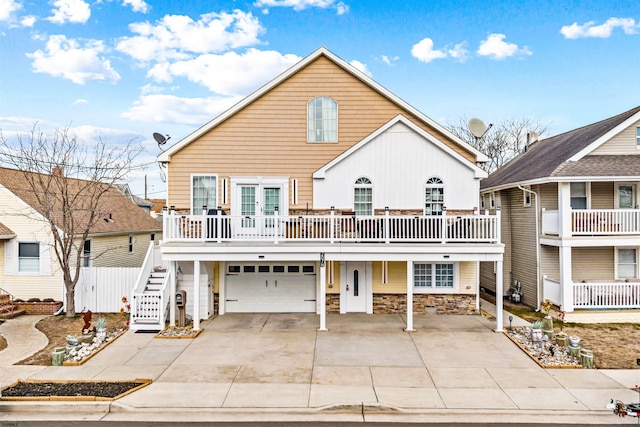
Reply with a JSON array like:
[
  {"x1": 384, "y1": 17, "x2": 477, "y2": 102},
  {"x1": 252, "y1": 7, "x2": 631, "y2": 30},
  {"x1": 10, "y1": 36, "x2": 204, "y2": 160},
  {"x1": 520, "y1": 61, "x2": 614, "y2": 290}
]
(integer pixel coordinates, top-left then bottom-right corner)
[
  {"x1": 131, "y1": 47, "x2": 505, "y2": 332},
  {"x1": 0, "y1": 166, "x2": 163, "y2": 302},
  {"x1": 480, "y1": 106, "x2": 640, "y2": 323}
]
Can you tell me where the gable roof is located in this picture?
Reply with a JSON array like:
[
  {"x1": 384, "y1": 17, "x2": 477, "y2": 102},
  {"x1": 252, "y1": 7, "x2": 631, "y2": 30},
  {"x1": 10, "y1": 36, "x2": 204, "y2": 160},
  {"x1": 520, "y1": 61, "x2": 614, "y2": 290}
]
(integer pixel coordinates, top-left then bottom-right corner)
[
  {"x1": 313, "y1": 115, "x2": 488, "y2": 179},
  {"x1": 481, "y1": 106, "x2": 640, "y2": 191},
  {"x1": 0, "y1": 220, "x2": 15, "y2": 240},
  {"x1": 158, "y1": 47, "x2": 488, "y2": 164},
  {"x1": 0, "y1": 167, "x2": 162, "y2": 236}
]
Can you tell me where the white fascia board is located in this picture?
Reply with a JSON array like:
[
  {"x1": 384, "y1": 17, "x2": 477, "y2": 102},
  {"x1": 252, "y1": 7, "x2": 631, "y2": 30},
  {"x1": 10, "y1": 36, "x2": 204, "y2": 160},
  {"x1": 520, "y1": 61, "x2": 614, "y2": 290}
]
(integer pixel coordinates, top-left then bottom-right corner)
[
  {"x1": 314, "y1": 115, "x2": 487, "y2": 179},
  {"x1": 569, "y1": 110, "x2": 640, "y2": 161},
  {"x1": 481, "y1": 174, "x2": 640, "y2": 193},
  {"x1": 158, "y1": 47, "x2": 486, "y2": 164}
]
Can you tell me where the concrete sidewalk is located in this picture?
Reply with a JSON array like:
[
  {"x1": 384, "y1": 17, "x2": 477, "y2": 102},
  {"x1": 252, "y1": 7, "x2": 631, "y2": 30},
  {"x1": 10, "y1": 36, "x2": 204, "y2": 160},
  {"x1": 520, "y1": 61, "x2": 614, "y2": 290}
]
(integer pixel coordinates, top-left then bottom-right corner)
[{"x1": 1, "y1": 312, "x2": 638, "y2": 424}]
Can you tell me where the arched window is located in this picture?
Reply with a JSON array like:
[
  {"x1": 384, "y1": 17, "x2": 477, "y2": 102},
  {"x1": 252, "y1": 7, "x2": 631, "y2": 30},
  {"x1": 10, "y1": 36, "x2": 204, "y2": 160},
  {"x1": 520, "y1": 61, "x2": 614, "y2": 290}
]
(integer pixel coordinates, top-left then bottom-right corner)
[
  {"x1": 354, "y1": 177, "x2": 372, "y2": 215},
  {"x1": 425, "y1": 177, "x2": 444, "y2": 216},
  {"x1": 308, "y1": 96, "x2": 337, "y2": 142}
]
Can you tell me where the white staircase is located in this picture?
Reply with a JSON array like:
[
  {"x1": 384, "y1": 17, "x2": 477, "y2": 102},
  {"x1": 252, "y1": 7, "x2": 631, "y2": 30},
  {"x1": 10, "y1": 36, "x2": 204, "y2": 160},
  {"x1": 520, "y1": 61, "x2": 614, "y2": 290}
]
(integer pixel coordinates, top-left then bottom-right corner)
[{"x1": 129, "y1": 243, "x2": 171, "y2": 331}]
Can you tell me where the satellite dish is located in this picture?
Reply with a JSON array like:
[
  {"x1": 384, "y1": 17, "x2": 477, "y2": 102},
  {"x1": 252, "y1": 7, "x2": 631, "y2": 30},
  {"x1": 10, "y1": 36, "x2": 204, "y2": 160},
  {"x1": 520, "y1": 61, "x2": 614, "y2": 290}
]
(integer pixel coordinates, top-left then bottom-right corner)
[
  {"x1": 153, "y1": 132, "x2": 169, "y2": 145},
  {"x1": 468, "y1": 118, "x2": 490, "y2": 138}
]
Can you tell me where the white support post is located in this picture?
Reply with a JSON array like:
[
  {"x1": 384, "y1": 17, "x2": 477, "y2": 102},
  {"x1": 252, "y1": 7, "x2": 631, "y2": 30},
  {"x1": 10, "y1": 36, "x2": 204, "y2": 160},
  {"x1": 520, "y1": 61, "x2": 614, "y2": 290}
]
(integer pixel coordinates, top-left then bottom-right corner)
[
  {"x1": 318, "y1": 253, "x2": 327, "y2": 331},
  {"x1": 560, "y1": 245, "x2": 574, "y2": 312},
  {"x1": 495, "y1": 260, "x2": 504, "y2": 332},
  {"x1": 558, "y1": 182, "x2": 572, "y2": 238},
  {"x1": 193, "y1": 260, "x2": 201, "y2": 330},
  {"x1": 405, "y1": 260, "x2": 415, "y2": 332},
  {"x1": 169, "y1": 261, "x2": 177, "y2": 327}
]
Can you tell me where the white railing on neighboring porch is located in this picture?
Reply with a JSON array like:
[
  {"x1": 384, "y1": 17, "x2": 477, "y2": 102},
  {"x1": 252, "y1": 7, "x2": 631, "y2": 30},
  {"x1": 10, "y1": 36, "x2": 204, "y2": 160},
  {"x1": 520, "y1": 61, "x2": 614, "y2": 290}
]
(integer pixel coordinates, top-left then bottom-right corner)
[
  {"x1": 543, "y1": 276, "x2": 561, "y2": 306},
  {"x1": 573, "y1": 281, "x2": 640, "y2": 309},
  {"x1": 163, "y1": 211, "x2": 500, "y2": 244},
  {"x1": 542, "y1": 209, "x2": 640, "y2": 235}
]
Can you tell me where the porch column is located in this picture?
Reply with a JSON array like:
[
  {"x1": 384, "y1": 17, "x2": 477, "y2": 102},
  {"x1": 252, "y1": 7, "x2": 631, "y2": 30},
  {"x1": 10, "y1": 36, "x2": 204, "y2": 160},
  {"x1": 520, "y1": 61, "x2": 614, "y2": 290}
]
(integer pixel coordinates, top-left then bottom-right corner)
[
  {"x1": 558, "y1": 182, "x2": 572, "y2": 238},
  {"x1": 169, "y1": 261, "x2": 177, "y2": 326},
  {"x1": 560, "y1": 245, "x2": 574, "y2": 312},
  {"x1": 405, "y1": 260, "x2": 415, "y2": 332},
  {"x1": 318, "y1": 253, "x2": 327, "y2": 331},
  {"x1": 495, "y1": 260, "x2": 504, "y2": 332},
  {"x1": 193, "y1": 260, "x2": 201, "y2": 330}
]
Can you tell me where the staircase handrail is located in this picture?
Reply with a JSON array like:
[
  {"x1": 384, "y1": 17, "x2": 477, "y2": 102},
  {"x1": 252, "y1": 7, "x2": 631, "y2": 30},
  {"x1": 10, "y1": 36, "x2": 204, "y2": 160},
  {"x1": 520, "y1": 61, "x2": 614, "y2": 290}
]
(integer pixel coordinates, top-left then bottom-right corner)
[
  {"x1": 159, "y1": 263, "x2": 174, "y2": 325},
  {"x1": 130, "y1": 241, "x2": 156, "y2": 320},
  {"x1": 0, "y1": 287, "x2": 15, "y2": 302}
]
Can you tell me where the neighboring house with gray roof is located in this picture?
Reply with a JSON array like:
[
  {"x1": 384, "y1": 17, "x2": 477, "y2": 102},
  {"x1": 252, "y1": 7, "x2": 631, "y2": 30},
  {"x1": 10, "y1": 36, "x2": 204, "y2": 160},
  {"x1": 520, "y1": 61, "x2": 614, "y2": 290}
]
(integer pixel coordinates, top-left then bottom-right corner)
[
  {"x1": 0, "y1": 166, "x2": 162, "y2": 301},
  {"x1": 480, "y1": 106, "x2": 640, "y2": 323}
]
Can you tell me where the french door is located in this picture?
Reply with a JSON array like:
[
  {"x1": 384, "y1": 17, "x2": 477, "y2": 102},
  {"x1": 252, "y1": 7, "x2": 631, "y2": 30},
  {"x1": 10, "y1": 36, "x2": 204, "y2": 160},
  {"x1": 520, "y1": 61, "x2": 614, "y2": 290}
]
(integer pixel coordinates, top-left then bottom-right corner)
[{"x1": 237, "y1": 184, "x2": 282, "y2": 235}]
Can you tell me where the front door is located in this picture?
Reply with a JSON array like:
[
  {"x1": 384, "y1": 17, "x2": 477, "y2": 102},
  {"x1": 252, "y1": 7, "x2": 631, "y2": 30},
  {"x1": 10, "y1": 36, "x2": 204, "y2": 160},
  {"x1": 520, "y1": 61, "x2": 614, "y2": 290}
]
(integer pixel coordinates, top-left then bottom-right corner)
[
  {"x1": 344, "y1": 261, "x2": 367, "y2": 312},
  {"x1": 237, "y1": 184, "x2": 283, "y2": 235}
]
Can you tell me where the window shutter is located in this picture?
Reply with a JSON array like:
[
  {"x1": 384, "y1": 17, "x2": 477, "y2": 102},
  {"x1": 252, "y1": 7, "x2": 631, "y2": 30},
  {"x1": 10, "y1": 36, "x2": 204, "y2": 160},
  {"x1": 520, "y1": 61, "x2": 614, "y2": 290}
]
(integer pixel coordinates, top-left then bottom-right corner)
[
  {"x1": 4, "y1": 240, "x2": 16, "y2": 275},
  {"x1": 40, "y1": 242, "x2": 52, "y2": 275}
]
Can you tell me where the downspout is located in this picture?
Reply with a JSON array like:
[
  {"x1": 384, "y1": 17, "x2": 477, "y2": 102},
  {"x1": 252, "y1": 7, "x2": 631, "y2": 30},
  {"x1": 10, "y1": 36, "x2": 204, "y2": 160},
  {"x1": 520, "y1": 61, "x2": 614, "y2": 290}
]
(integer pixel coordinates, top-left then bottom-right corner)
[{"x1": 518, "y1": 185, "x2": 541, "y2": 310}]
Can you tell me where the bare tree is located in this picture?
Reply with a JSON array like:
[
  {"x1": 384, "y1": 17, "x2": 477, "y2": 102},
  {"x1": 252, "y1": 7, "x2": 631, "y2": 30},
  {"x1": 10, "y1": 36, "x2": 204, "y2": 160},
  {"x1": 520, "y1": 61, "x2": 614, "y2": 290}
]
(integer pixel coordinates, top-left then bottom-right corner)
[
  {"x1": 0, "y1": 126, "x2": 143, "y2": 317},
  {"x1": 446, "y1": 116, "x2": 550, "y2": 172}
]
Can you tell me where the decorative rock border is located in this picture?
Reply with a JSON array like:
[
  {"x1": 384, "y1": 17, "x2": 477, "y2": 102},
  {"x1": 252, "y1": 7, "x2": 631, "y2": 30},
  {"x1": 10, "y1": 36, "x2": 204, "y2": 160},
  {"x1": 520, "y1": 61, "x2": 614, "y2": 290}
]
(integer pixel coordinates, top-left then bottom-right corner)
[
  {"x1": 504, "y1": 332, "x2": 582, "y2": 369},
  {"x1": 0, "y1": 378, "x2": 151, "y2": 401},
  {"x1": 62, "y1": 329, "x2": 127, "y2": 366},
  {"x1": 155, "y1": 326, "x2": 202, "y2": 339}
]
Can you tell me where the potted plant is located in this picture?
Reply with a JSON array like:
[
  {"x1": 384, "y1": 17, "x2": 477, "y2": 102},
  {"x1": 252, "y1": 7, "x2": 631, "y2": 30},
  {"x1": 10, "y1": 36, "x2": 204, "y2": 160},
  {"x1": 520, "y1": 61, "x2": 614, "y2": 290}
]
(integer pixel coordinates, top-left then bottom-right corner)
[
  {"x1": 95, "y1": 316, "x2": 107, "y2": 341},
  {"x1": 530, "y1": 320, "x2": 543, "y2": 343},
  {"x1": 541, "y1": 299, "x2": 554, "y2": 339}
]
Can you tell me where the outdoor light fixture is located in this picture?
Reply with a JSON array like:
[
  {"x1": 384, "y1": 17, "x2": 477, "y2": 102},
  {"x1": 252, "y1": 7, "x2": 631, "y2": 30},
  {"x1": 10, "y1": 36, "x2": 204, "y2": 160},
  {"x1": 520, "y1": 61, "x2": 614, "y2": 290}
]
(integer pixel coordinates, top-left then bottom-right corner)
[{"x1": 509, "y1": 315, "x2": 513, "y2": 330}]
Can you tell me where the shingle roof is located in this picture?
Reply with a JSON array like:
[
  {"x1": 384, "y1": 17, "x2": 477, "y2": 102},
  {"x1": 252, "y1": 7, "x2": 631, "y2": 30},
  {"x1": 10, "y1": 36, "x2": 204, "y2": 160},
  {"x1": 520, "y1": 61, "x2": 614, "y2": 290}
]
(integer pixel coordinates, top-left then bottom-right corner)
[
  {"x1": 0, "y1": 167, "x2": 162, "y2": 236},
  {"x1": 481, "y1": 106, "x2": 640, "y2": 190},
  {"x1": 0, "y1": 220, "x2": 15, "y2": 239}
]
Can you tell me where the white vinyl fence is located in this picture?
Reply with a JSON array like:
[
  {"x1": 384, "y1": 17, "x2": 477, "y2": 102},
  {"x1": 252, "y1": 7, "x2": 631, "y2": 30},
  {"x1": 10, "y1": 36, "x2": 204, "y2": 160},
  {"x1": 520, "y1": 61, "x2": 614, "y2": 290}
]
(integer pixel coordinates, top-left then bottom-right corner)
[{"x1": 73, "y1": 267, "x2": 140, "y2": 313}]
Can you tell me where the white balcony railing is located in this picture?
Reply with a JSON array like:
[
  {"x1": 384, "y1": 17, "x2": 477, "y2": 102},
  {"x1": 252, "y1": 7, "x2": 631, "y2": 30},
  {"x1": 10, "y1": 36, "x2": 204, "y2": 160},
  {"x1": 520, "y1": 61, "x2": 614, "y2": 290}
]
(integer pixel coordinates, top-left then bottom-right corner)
[
  {"x1": 542, "y1": 209, "x2": 640, "y2": 236},
  {"x1": 573, "y1": 281, "x2": 640, "y2": 309},
  {"x1": 162, "y1": 211, "x2": 500, "y2": 244}
]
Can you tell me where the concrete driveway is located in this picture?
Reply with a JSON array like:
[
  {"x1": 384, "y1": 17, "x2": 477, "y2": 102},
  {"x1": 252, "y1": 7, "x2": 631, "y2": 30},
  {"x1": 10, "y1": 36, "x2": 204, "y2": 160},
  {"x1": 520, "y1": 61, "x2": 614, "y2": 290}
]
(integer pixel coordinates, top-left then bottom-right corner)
[{"x1": 1, "y1": 313, "x2": 637, "y2": 424}]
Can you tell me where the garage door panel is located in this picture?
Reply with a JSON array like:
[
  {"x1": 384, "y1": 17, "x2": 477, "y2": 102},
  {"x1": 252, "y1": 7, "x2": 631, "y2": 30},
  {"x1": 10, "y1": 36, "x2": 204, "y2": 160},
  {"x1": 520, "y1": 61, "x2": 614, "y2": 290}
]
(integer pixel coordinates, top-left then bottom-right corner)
[{"x1": 225, "y1": 263, "x2": 316, "y2": 313}]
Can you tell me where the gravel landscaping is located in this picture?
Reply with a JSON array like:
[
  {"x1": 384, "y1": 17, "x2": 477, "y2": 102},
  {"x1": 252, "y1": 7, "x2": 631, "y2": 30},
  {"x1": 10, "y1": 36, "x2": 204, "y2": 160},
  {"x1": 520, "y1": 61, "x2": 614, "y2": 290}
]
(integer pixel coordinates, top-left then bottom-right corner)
[{"x1": 1, "y1": 380, "x2": 148, "y2": 399}]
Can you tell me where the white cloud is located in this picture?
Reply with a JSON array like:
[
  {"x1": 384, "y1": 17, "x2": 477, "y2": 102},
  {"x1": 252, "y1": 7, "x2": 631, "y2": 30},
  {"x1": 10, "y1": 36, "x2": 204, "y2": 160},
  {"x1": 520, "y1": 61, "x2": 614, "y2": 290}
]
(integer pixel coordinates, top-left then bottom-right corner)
[
  {"x1": 476, "y1": 33, "x2": 531, "y2": 60},
  {"x1": 254, "y1": 0, "x2": 349, "y2": 14},
  {"x1": 21, "y1": 15, "x2": 37, "y2": 27},
  {"x1": 146, "y1": 48, "x2": 301, "y2": 96},
  {"x1": 121, "y1": 93, "x2": 243, "y2": 125},
  {"x1": 123, "y1": 0, "x2": 149, "y2": 13},
  {"x1": 0, "y1": 0, "x2": 21, "y2": 22},
  {"x1": 349, "y1": 59, "x2": 371, "y2": 77},
  {"x1": 116, "y1": 10, "x2": 264, "y2": 63},
  {"x1": 26, "y1": 35, "x2": 121, "y2": 84},
  {"x1": 46, "y1": 0, "x2": 91, "y2": 25},
  {"x1": 379, "y1": 55, "x2": 399, "y2": 66},
  {"x1": 411, "y1": 39, "x2": 469, "y2": 63},
  {"x1": 72, "y1": 98, "x2": 88, "y2": 105},
  {"x1": 560, "y1": 17, "x2": 639, "y2": 39}
]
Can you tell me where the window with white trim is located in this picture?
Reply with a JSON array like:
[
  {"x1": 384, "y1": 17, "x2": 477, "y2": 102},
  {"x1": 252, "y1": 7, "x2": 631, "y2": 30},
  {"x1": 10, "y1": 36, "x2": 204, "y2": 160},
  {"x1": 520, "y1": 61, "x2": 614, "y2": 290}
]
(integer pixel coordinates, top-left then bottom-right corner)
[
  {"x1": 82, "y1": 239, "x2": 91, "y2": 267},
  {"x1": 414, "y1": 262, "x2": 455, "y2": 288},
  {"x1": 523, "y1": 185, "x2": 531, "y2": 207},
  {"x1": 18, "y1": 242, "x2": 40, "y2": 273},
  {"x1": 192, "y1": 175, "x2": 217, "y2": 214},
  {"x1": 570, "y1": 182, "x2": 587, "y2": 209},
  {"x1": 308, "y1": 96, "x2": 337, "y2": 142},
  {"x1": 354, "y1": 177, "x2": 372, "y2": 215},
  {"x1": 425, "y1": 177, "x2": 444, "y2": 215},
  {"x1": 617, "y1": 248, "x2": 638, "y2": 279}
]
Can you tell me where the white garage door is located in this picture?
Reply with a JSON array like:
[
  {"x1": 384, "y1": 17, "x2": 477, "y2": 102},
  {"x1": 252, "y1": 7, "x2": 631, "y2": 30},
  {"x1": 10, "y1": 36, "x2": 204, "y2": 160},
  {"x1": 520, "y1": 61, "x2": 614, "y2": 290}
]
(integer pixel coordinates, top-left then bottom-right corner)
[{"x1": 225, "y1": 263, "x2": 316, "y2": 313}]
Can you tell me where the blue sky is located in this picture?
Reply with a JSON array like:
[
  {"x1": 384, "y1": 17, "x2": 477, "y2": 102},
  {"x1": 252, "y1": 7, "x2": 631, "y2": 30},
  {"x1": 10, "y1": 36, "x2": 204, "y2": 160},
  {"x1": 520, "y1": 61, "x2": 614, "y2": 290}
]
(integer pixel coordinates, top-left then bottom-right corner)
[{"x1": 1, "y1": 0, "x2": 639, "y2": 198}]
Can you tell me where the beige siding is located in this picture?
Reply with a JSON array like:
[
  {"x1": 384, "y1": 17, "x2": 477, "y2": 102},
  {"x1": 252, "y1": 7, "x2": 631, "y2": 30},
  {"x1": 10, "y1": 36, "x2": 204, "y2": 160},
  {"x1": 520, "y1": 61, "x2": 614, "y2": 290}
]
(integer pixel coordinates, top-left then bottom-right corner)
[
  {"x1": 480, "y1": 192, "x2": 512, "y2": 295},
  {"x1": 372, "y1": 261, "x2": 406, "y2": 293},
  {"x1": 90, "y1": 232, "x2": 157, "y2": 268},
  {"x1": 540, "y1": 245, "x2": 559, "y2": 281},
  {"x1": 504, "y1": 188, "x2": 538, "y2": 306},
  {"x1": 325, "y1": 260, "x2": 341, "y2": 294},
  {"x1": 167, "y1": 56, "x2": 477, "y2": 210},
  {"x1": 591, "y1": 118, "x2": 640, "y2": 155},
  {"x1": 459, "y1": 261, "x2": 477, "y2": 295},
  {"x1": 590, "y1": 182, "x2": 614, "y2": 209},
  {"x1": 572, "y1": 247, "x2": 614, "y2": 281},
  {"x1": 538, "y1": 183, "x2": 558, "y2": 210}
]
